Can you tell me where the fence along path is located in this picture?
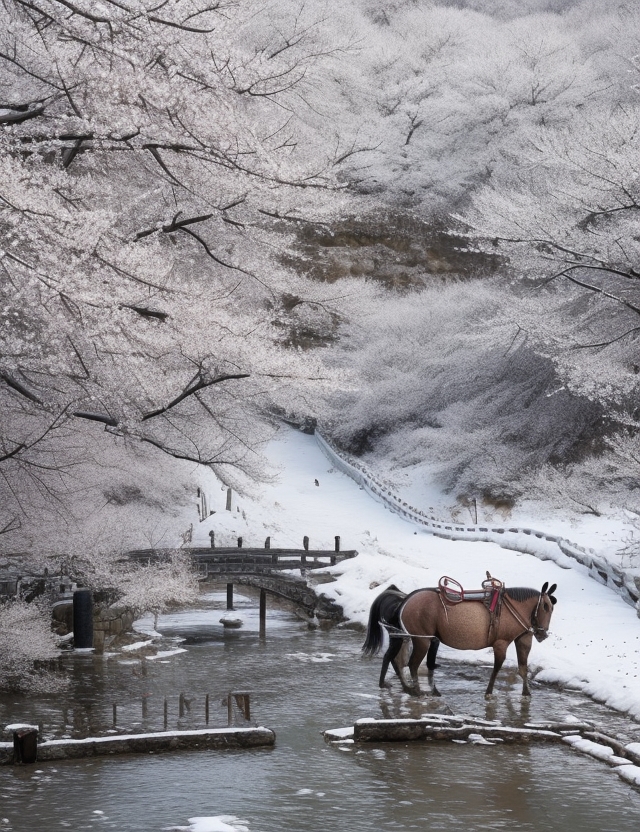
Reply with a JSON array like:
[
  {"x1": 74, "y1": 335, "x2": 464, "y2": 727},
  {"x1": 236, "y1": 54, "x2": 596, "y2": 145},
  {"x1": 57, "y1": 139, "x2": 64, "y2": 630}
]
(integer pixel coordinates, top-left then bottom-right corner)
[{"x1": 315, "y1": 432, "x2": 639, "y2": 609}]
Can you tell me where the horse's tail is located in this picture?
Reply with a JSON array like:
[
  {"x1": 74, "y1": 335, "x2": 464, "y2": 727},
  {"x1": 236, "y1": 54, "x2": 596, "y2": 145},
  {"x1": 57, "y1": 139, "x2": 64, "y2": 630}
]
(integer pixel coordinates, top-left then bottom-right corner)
[{"x1": 362, "y1": 585, "x2": 406, "y2": 656}]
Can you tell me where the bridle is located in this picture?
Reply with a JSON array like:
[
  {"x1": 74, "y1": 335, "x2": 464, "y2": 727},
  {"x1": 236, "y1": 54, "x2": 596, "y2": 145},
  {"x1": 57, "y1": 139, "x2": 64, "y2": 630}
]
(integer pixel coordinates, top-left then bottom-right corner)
[{"x1": 503, "y1": 593, "x2": 549, "y2": 641}]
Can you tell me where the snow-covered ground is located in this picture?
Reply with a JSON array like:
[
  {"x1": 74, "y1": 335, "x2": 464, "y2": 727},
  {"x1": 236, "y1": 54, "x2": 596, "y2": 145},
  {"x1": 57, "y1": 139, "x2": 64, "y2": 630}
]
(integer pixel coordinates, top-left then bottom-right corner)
[{"x1": 184, "y1": 426, "x2": 640, "y2": 721}]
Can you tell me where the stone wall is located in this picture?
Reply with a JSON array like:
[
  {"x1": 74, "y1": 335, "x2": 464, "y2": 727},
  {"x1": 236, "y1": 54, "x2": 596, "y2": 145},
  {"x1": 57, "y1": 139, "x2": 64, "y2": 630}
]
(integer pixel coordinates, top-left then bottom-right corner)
[{"x1": 52, "y1": 600, "x2": 135, "y2": 652}]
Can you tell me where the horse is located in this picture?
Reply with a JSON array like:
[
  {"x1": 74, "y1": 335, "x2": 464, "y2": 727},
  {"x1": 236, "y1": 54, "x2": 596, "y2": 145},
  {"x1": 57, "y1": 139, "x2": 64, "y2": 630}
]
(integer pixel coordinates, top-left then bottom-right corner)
[
  {"x1": 365, "y1": 580, "x2": 557, "y2": 697},
  {"x1": 362, "y1": 585, "x2": 440, "y2": 688}
]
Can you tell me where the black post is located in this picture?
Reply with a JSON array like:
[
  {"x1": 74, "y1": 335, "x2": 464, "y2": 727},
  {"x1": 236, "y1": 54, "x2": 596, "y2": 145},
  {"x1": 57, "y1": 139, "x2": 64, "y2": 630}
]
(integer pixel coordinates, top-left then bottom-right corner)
[
  {"x1": 13, "y1": 728, "x2": 38, "y2": 765},
  {"x1": 227, "y1": 583, "x2": 234, "y2": 610},
  {"x1": 163, "y1": 698, "x2": 168, "y2": 729},
  {"x1": 205, "y1": 694, "x2": 210, "y2": 725},
  {"x1": 209, "y1": 530, "x2": 215, "y2": 549},
  {"x1": 237, "y1": 536, "x2": 243, "y2": 548},
  {"x1": 226, "y1": 488, "x2": 232, "y2": 511},
  {"x1": 264, "y1": 536, "x2": 270, "y2": 549},
  {"x1": 259, "y1": 588, "x2": 266, "y2": 637},
  {"x1": 334, "y1": 535, "x2": 341, "y2": 552},
  {"x1": 73, "y1": 588, "x2": 93, "y2": 649},
  {"x1": 303, "y1": 535, "x2": 309, "y2": 551}
]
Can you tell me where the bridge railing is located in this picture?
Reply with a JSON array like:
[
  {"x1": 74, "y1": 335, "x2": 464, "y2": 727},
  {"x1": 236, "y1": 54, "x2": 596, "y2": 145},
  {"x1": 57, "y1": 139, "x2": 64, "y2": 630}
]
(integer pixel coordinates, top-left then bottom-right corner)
[{"x1": 128, "y1": 548, "x2": 358, "y2": 574}]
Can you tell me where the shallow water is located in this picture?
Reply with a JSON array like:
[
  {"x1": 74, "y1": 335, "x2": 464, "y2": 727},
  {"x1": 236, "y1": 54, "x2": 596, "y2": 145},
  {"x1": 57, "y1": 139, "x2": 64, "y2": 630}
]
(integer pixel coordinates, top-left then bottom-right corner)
[{"x1": 2, "y1": 589, "x2": 640, "y2": 832}]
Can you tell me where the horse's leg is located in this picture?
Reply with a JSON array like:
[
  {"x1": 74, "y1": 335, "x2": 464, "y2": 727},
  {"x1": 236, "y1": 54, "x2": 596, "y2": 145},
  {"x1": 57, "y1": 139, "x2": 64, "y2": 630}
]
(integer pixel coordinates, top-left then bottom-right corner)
[
  {"x1": 426, "y1": 637, "x2": 440, "y2": 670},
  {"x1": 514, "y1": 633, "x2": 533, "y2": 696},
  {"x1": 425, "y1": 637, "x2": 441, "y2": 696},
  {"x1": 379, "y1": 637, "x2": 403, "y2": 688},
  {"x1": 394, "y1": 638, "x2": 416, "y2": 694},
  {"x1": 379, "y1": 645, "x2": 392, "y2": 688},
  {"x1": 407, "y1": 637, "x2": 431, "y2": 696},
  {"x1": 485, "y1": 639, "x2": 508, "y2": 696}
]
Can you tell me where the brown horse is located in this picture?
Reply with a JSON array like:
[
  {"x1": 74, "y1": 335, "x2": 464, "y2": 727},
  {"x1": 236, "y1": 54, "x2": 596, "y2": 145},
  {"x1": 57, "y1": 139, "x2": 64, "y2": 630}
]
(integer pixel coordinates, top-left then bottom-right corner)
[{"x1": 382, "y1": 581, "x2": 556, "y2": 696}]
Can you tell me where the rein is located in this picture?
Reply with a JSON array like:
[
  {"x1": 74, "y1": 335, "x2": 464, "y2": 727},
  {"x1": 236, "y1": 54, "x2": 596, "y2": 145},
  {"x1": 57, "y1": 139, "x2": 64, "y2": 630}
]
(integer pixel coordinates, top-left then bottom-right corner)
[{"x1": 503, "y1": 593, "x2": 547, "y2": 639}]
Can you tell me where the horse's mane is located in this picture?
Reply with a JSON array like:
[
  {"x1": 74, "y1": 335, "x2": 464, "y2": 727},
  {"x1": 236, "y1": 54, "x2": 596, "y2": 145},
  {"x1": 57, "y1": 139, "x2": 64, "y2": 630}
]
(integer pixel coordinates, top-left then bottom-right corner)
[{"x1": 505, "y1": 587, "x2": 539, "y2": 602}]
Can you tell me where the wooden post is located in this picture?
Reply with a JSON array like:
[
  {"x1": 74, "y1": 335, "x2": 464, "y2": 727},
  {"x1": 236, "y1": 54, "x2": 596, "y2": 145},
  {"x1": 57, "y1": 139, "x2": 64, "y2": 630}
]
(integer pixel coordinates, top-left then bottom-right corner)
[
  {"x1": 142, "y1": 697, "x2": 148, "y2": 719},
  {"x1": 227, "y1": 692, "x2": 233, "y2": 726},
  {"x1": 335, "y1": 535, "x2": 341, "y2": 552},
  {"x1": 227, "y1": 583, "x2": 234, "y2": 610},
  {"x1": 303, "y1": 535, "x2": 309, "y2": 550},
  {"x1": 13, "y1": 728, "x2": 38, "y2": 765},
  {"x1": 226, "y1": 488, "x2": 232, "y2": 511},
  {"x1": 259, "y1": 588, "x2": 266, "y2": 637},
  {"x1": 209, "y1": 530, "x2": 215, "y2": 549},
  {"x1": 234, "y1": 693, "x2": 251, "y2": 721},
  {"x1": 264, "y1": 536, "x2": 270, "y2": 549},
  {"x1": 237, "y1": 536, "x2": 243, "y2": 548},
  {"x1": 112, "y1": 703, "x2": 117, "y2": 726},
  {"x1": 205, "y1": 694, "x2": 210, "y2": 725},
  {"x1": 163, "y1": 698, "x2": 168, "y2": 729},
  {"x1": 179, "y1": 692, "x2": 185, "y2": 718}
]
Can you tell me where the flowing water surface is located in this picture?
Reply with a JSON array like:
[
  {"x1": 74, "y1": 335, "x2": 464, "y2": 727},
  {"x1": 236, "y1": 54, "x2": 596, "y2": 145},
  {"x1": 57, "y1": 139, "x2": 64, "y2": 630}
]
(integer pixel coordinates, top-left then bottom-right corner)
[{"x1": 2, "y1": 589, "x2": 640, "y2": 832}]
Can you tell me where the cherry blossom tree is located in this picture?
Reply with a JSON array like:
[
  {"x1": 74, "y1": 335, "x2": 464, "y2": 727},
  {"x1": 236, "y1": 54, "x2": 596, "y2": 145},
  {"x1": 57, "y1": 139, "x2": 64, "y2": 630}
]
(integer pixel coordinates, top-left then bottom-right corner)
[{"x1": 0, "y1": 0, "x2": 360, "y2": 556}]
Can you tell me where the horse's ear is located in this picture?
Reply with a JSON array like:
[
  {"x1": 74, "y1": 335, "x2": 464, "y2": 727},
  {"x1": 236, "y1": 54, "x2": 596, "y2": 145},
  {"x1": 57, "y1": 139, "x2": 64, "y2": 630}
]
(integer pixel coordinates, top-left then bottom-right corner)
[
  {"x1": 548, "y1": 583, "x2": 557, "y2": 596},
  {"x1": 550, "y1": 595, "x2": 557, "y2": 605},
  {"x1": 541, "y1": 582, "x2": 549, "y2": 595}
]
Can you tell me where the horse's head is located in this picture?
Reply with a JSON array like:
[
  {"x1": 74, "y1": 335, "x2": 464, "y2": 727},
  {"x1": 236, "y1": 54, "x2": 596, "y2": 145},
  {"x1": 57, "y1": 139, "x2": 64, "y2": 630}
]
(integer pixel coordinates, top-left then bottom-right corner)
[{"x1": 532, "y1": 582, "x2": 557, "y2": 642}]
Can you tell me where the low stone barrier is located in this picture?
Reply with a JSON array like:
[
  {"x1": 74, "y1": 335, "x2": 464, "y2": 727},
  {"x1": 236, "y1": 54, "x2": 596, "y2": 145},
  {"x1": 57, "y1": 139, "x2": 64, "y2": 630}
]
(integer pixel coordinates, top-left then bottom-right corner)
[
  {"x1": 324, "y1": 715, "x2": 640, "y2": 789},
  {"x1": 0, "y1": 726, "x2": 275, "y2": 765},
  {"x1": 315, "y1": 432, "x2": 640, "y2": 609}
]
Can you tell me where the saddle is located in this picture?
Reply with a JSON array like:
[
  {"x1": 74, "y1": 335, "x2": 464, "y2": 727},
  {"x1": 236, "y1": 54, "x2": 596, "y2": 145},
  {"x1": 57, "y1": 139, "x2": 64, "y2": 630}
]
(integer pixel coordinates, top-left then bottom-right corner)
[{"x1": 438, "y1": 572, "x2": 504, "y2": 615}]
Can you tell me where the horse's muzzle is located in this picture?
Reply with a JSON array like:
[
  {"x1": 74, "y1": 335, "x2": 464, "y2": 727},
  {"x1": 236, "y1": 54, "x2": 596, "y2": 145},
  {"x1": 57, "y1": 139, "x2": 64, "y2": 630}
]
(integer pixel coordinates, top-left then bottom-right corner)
[{"x1": 534, "y1": 629, "x2": 549, "y2": 642}]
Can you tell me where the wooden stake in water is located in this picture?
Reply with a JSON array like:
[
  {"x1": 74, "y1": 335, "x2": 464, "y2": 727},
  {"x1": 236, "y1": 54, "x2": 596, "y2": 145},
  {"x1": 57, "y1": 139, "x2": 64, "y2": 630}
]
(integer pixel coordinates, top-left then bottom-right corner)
[
  {"x1": 205, "y1": 694, "x2": 210, "y2": 725},
  {"x1": 164, "y1": 698, "x2": 168, "y2": 729},
  {"x1": 112, "y1": 703, "x2": 117, "y2": 726},
  {"x1": 259, "y1": 588, "x2": 266, "y2": 638}
]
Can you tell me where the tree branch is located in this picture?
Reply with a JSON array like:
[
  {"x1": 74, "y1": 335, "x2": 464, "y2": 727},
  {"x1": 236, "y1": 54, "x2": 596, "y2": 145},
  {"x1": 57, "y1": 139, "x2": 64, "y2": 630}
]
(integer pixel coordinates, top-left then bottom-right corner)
[
  {"x1": 0, "y1": 373, "x2": 43, "y2": 404},
  {"x1": 141, "y1": 372, "x2": 250, "y2": 421}
]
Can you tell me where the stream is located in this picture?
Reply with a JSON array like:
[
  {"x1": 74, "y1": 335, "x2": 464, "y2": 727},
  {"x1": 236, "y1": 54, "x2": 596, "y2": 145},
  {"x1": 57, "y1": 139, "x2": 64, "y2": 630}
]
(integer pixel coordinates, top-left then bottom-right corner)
[{"x1": 2, "y1": 588, "x2": 640, "y2": 831}]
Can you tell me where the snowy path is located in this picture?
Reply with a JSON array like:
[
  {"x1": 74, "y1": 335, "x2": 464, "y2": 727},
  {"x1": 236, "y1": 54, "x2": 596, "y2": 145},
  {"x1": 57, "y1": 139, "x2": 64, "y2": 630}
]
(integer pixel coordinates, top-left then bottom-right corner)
[{"x1": 193, "y1": 427, "x2": 640, "y2": 721}]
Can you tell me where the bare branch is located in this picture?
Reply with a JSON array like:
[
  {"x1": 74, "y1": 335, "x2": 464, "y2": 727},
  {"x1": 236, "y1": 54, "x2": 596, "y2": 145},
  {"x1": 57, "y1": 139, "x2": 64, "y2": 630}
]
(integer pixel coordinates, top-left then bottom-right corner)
[
  {"x1": 0, "y1": 373, "x2": 43, "y2": 404},
  {"x1": 142, "y1": 372, "x2": 251, "y2": 421}
]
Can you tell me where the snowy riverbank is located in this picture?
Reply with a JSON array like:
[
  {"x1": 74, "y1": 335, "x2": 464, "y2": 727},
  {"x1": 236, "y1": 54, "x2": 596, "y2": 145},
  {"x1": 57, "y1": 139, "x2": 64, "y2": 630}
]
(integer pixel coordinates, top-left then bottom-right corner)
[{"x1": 186, "y1": 426, "x2": 640, "y2": 721}]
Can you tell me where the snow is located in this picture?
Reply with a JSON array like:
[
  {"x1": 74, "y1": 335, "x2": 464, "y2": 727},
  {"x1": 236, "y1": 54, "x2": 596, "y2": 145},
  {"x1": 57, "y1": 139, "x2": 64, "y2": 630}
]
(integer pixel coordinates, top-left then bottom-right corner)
[
  {"x1": 3, "y1": 723, "x2": 38, "y2": 732},
  {"x1": 121, "y1": 640, "x2": 153, "y2": 652},
  {"x1": 616, "y1": 765, "x2": 640, "y2": 787},
  {"x1": 562, "y1": 735, "x2": 630, "y2": 766},
  {"x1": 188, "y1": 426, "x2": 640, "y2": 720},
  {"x1": 173, "y1": 817, "x2": 249, "y2": 832}
]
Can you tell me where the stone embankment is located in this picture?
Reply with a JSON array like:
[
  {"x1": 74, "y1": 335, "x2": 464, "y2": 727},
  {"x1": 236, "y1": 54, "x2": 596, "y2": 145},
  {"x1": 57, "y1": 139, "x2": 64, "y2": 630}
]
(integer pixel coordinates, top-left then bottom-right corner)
[
  {"x1": 1, "y1": 726, "x2": 275, "y2": 765},
  {"x1": 315, "y1": 432, "x2": 640, "y2": 609},
  {"x1": 324, "y1": 715, "x2": 640, "y2": 790}
]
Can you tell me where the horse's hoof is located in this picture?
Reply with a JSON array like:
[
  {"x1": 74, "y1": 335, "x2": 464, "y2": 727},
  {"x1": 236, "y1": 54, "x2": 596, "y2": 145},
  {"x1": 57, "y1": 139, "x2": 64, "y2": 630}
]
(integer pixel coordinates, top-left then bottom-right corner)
[{"x1": 431, "y1": 687, "x2": 441, "y2": 697}]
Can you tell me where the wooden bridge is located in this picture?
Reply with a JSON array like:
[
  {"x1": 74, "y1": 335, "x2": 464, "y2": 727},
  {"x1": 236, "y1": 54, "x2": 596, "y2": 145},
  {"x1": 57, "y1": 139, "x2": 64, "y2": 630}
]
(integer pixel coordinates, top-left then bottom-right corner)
[{"x1": 128, "y1": 543, "x2": 358, "y2": 622}]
